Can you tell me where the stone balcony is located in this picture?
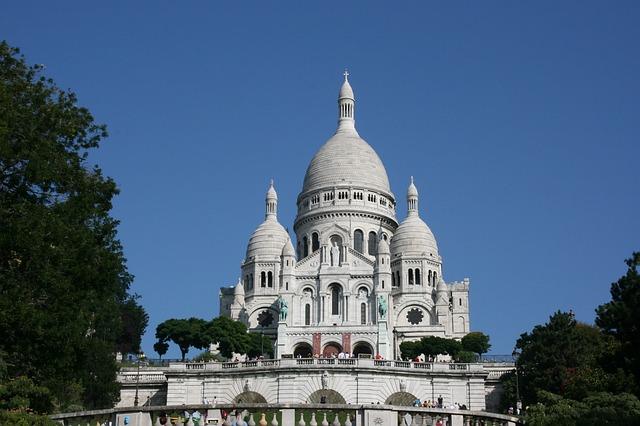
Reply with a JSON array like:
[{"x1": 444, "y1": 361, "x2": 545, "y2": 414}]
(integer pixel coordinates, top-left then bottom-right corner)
[{"x1": 158, "y1": 358, "x2": 485, "y2": 375}]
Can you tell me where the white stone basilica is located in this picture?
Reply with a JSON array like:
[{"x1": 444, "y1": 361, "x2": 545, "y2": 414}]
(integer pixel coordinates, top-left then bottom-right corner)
[{"x1": 220, "y1": 73, "x2": 470, "y2": 360}]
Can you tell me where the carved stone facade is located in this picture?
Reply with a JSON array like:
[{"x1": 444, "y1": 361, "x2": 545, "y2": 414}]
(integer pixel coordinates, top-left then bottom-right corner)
[{"x1": 220, "y1": 74, "x2": 471, "y2": 359}]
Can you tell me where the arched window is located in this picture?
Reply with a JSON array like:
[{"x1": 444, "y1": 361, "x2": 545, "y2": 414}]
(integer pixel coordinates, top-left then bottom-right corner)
[
  {"x1": 434, "y1": 271, "x2": 438, "y2": 284},
  {"x1": 415, "y1": 269, "x2": 421, "y2": 285},
  {"x1": 303, "y1": 236, "x2": 309, "y2": 258},
  {"x1": 392, "y1": 273, "x2": 396, "y2": 287},
  {"x1": 267, "y1": 271, "x2": 273, "y2": 287},
  {"x1": 331, "y1": 284, "x2": 341, "y2": 316},
  {"x1": 360, "y1": 303, "x2": 367, "y2": 325},
  {"x1": 408, "y1": 269, "x2": 414, "y2": 285},
  {"x1": 305, "y1": 304, "x2": 311, "y2": 325},
  {"x1": 354, "y1": 229, "x2": 364, "y2": 253},
  {"x1": 260, "y1": 271, "x2": 266, "y2": 287},
  {"x1": 368, "y1": 231, "x2": 377, "y2": 255},
  {"x1": 396, "y1": 271, "x2": 401, "y2": 286},
  {"x1": 250, "y1": 273, "x2": 254, "y2": 289},
  {"x1": 312, "y1": 232, "x2": 319, "y2": 252},
  {"x1": 428, "y1": 270, "x2": 432, "y2": 285}
]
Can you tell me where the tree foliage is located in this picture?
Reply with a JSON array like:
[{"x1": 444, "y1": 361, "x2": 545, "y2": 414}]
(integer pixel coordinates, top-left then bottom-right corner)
[
  {"x1": 208, "y1": 316, "x2": 252, "y2": 359},
  {"x1": 595, "y1": 252, "x2": 640, "y2": 395},
  {"x1": 502, "y1": 254, "x2": 640, "y2": 417},
  {"x1": 400, "y1": 336, "x2": 463, "y2": 360},
  {"x1": 155, "y1": 318, "x2": 211, "y2": 361},
  {"x1": 155, "y1": 316, "x2": 274, "y2": 360},
  {"x1": 524, "y1": 391, "x2": 640, "y2": 426},
  {"x1": 461, "y1": 331, "x2": 491, "y2": 355},
  {"x1": 153, "y1": 341, "x2": 169, "y2": 360},
  {"x1": 511, "y1": 311, "x2": 621, "y2": 407},
  {"x1": 0, "y1": 41, "x2": 147, "y2": 411}
]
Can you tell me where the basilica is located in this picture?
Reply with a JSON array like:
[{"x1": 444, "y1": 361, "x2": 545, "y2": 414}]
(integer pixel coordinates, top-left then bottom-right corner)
[{"x1": 220, "y1": 74, "x2": 470, "y2": 360}]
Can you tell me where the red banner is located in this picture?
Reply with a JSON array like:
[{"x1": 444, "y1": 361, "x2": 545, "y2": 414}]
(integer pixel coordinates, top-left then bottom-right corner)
[
  {"x1": 312, "y1": 333, "x2": 321, "y2": 356},
  {"x1": 342, "y1": 333, "x2": 351, "y2": 353}
]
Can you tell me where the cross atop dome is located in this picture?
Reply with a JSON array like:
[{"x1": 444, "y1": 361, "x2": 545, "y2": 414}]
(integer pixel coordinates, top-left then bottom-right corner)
[{"x1": 338, "y1": 71, "x2": 356, "y2": 132}]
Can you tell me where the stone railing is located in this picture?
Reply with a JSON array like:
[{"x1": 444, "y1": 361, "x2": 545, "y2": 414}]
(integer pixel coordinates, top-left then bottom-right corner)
[
  {"x1": 51, "y1": 403, "x2": 522, "y2": 426},
  {"x1": 118, "y1": 372, "x2": 167, "y2": 384},
  {"x1": 158, "y1": 358, "x2": 484, "y2": 374}
]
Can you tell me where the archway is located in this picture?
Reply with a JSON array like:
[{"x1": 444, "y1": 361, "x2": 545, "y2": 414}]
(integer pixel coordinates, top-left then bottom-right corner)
[
  {"x1": 352, "y1": 342, "x2": 373, "y2": 357},
  {"x1": 234, "y1": 391, "x2": 267, "y2": 404},
  {"x1": 294, "y1": 342, "x2": 313, "y2": 358},
  {"x1": 322, "y1": 342, "x2": 342, "y2": 358},
  {"x1": 308, "y1": 389, "x2": 346, "y2": 404},
  {"x1": 385, "y1": 392, "x2": 418, "y2": 406}
]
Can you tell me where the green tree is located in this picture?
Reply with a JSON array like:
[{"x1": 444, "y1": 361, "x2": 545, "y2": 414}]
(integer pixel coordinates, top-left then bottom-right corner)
[
  {"x1": 0, "y1": 376, "x2": 53, "y2": 414},
  {"x1": 524, "y1": 391, "x2": 640, "y2": 426},
  {"x1": 0, "y1": 41, "x2": 147, "y2": 411},
  {"x1": 595, "y1": 252, "x2": 640, "y2": 396},
  {"x1": 153, "y1": 341, "x2": 169, "y2": 360},
  {"x1": 461, "y1": 331, "x2": 491, "y2": 356},
  {"x1": 207, "y1": 316, "x2": 251, "y2": 359},
  {"x1": 399, "y1": 336, "x2": 462, "y2": 360},
  {"x1": 155, "y1": 318, "x2": 211, "y2": 361},
  {"x1": 247, "y1": 332, "x2": 274, "y2": 358},
  {"x1": 116, "y1": 296, "x2": 149, "y2": 355}
]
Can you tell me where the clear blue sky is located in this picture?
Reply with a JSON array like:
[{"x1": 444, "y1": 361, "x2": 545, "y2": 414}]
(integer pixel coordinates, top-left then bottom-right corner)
[{"x1": 3, "y1": 1, "x2": 638, "y2": 358}]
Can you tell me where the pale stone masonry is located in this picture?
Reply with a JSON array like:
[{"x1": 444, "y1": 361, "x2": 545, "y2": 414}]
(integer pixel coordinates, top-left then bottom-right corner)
[{"x1": 220, "y1": 73, "x2": 471, "y2": 359}]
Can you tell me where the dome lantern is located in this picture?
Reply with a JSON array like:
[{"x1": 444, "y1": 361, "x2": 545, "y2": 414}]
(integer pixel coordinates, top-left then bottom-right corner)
[
  {"x1": 407, "y1": 176, "x2": 419, "y2": 214},
  {"x1": 337, "y1": 69, "x2": 356, "y2": 133},
  {"x1": 265, "y1": 179, "x2": 278, "y2": 220}
]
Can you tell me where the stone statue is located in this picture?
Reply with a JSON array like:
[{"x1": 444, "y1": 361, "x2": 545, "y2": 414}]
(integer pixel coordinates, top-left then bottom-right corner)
[
  {"x1": 330, "y1": 241, "x2": 340, "y2": 266},
  {"x1": 358, "y1": 288, "x2": 368, "y2": 299},
  {"x1": 278, "y1": 297, "x2": 288, "y2": 321},
  {"x1": 321, "y1": 370, "x2": 329, "y2": 389},
  {"x1": 378, "y1": 295, "x2": 388, "y2": 319}
]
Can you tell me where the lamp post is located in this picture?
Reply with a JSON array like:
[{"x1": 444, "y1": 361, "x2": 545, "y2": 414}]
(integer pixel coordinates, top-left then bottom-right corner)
[
  {"x1": 134, "y1": 352, "x2": 145, "y2": 407},
  {"x1": 512, "y1": 348, "x2": 521, "y2": 415}
]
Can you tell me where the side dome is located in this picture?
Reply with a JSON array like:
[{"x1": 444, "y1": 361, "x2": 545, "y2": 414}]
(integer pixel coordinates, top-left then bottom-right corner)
[
  {"x1": 390, "y1": 177, "x2": 439, "y2": 258},
  {"x1": 245, "y1": 181, "x2": 289, "y2": 261},
  {"x1": 245, "y1": 220, "x2": 289, "y2": 261},
  {"x1": 390, "y1": 215, "x2": 439, "y2": 257}
]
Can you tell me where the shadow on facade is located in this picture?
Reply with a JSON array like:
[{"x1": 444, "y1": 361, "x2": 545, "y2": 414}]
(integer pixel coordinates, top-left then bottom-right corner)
[
  {"x1": 234, "y1": 391, "x2": 267, "y2": 404},
  {"x1": 308, "y1": 389, "x2": 346, "y2": 404},
  {"x1": 385, "y1": 391, "x2": 418, "y2": 406}
]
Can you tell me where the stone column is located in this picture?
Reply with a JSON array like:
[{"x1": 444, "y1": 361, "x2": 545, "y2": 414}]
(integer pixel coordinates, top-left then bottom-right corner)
[{"x1": 276, "y1": 321, "x2": 288, "y2": 358}]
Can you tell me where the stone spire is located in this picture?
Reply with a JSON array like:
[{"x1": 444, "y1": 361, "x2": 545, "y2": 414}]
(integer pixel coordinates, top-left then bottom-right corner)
[
  {"x1": 265, "y1": 179, "x2": 278, "y2": 220},
  {"x1": 337, "y1": 70, "x2": 357, "y2": 133},
  {"x1": 407, "y1": 176, "x2": 419, "y2": 215}
]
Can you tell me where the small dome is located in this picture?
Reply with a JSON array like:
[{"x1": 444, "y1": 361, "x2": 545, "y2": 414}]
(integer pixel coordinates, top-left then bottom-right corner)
[
  {"x1": 407, "y1": 176, "x2": 418, "y2": 198},
  {"x1": 266, "y1": 179, "x2": 277, "y2": 200},
  {"x1": 282, "y1": 237, "x2": 296, "y2": 258},
  {"x1": 377, "y1": 237, "x2": 390, "y2": 254},
  {"x1": 339, "y1": 78, "x2": 354, "y2": 100},
  {"x1": 437, "y1": 278, "x2": 447, "y2": 292},
  {"x1": 390, "y1": 214, "x2": 439, "y2": 257},
  {"x1": 234, "y1": 278, "x2": 245, "y2": 296},
  {"x1": 245, "y1": 218, "x2": 289, "y2": 261}
]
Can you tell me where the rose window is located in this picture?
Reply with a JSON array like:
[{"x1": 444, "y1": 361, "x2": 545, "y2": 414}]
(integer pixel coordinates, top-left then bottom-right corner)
[
  {"x1": 406, "y1": 308, "x2": 424, "y2": 325},
  {"x1": 257, "y1": 310, "x2": 274, "y2": 327}
]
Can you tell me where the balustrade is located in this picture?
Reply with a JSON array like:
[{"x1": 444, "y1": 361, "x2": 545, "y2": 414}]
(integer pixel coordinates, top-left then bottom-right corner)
[{"x1": 51, "y1": 404, "x2": 521, "y2": 426}]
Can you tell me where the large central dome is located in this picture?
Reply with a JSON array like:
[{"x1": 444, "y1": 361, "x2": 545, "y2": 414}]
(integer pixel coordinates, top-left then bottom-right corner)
[
  {"x1": 301, "y1": 132, "x2": 392, "y2": 196},
  {"x1": 300, "y1": 73, "x2": 392, "y2": 197}
]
